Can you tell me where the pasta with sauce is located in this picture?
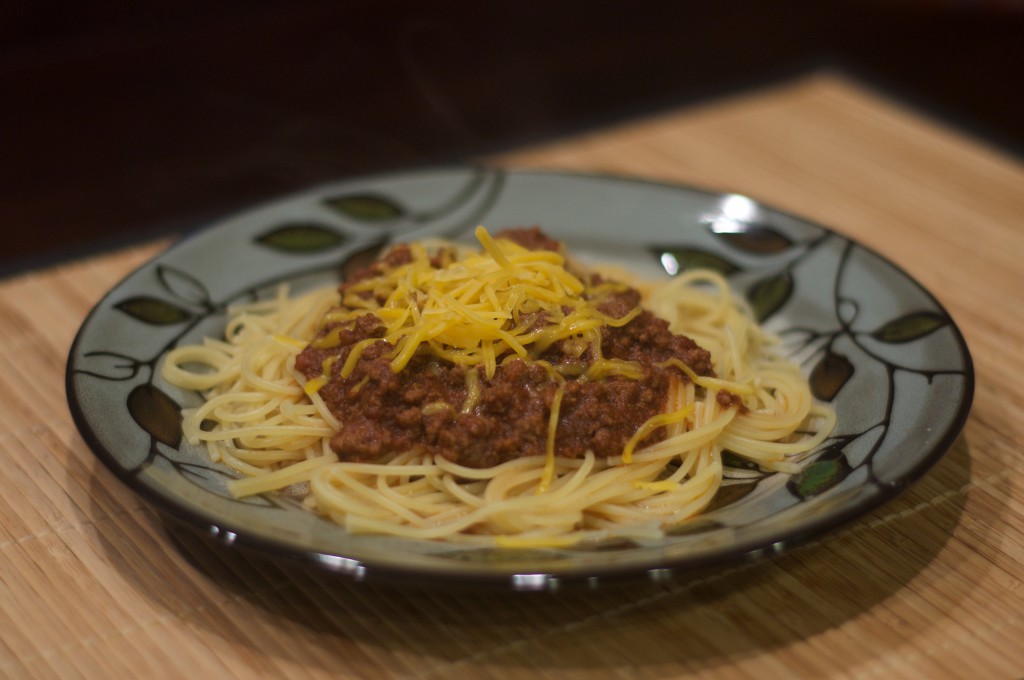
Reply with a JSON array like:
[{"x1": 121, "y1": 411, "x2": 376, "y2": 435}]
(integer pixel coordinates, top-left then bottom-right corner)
[{"x1": 161, "y1": 226, "x2": 834, "y2": 547}]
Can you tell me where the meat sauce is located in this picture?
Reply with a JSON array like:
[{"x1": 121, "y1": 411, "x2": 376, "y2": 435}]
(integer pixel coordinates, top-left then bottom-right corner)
[{"x1": 294, "y1": 227, "x2": 730, "y2": 468}]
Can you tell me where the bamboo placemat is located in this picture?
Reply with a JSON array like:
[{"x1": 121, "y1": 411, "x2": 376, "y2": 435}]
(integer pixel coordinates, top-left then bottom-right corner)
[{"x1": 2, "y1": 72, "x2": 1022, "y2": 679}]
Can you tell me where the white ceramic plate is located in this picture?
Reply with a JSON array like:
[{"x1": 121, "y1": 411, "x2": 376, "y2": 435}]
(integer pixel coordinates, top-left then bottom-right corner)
[{"x1": 67, "y1": 167, "x2": 973, "y2": 590}]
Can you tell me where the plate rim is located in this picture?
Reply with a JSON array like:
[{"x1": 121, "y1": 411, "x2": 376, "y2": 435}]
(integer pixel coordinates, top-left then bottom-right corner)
[{"x1": 65, "y1": 165, "x2": 975, "y2": 589}]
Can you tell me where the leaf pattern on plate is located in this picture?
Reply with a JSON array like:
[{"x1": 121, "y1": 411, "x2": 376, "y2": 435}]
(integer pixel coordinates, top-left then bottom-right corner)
[
  {"x1": 705, "y1": 481, "x2": 758, "y2": 512},
  {"x1": 65, "y1": 169, "x2": 973, "y2": 586},
  {"x1": 76, "y1": 351, "x2": 142, "y2": 381},
  {"x1": 324, "y1": 193, "x2": 406, "y2": 223},
  {"x1": 810, "y1": 350, "x2": 855, "y2": 401},
  {"x1": 746, "y1": 271, "x2": 793, "y2": 322},
  {"x1": 710, "y1": 223, "x2": 794, "y2": 254},
  {"x1": 156, "y1": 265, "x2": 211, "y2": 307},
  {"x1": 114, "y1": 297, "x2": 193, "y2": 325},
  {"x1": 127, "y1": 384, "x2": 183, "y2": 449},
  {"x1": 255, "y1": 223, "x2": 347, "y2": 253},
  {"x1": 653, "y1": 247, "x2": 740, "y2": 276},
  {"x1": 871, "y1": 311, "x2": 948, "y2": 343},
  {"x1": 722, "y1": 450, "x2": 763, "y2": 471},
  {"x1": 787, "y1": 453, "x2": 852, "y2": 500}
]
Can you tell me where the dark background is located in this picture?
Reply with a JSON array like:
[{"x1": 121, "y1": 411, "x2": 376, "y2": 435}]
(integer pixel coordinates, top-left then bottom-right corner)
[{"x1": 3, "y1": 1, "x2": 1022, "y2": 276}]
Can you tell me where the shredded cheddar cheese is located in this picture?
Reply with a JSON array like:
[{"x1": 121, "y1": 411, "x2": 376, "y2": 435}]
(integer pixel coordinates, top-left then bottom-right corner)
[
  {"x1": 163, "y1": 231, "x2": 832, "y2": 548},
  {"x1": 303, "y1": 356, "x2": 339, "y2": 396},
  {"x1": 316, "y1": 225, "x2": 639, "y2": 382},
  {"x1": 621, "y1": 405, "x2": 695, "y2": 463},
  {"x1": 301, "y1": 225, "x2": 704, "y2": 479},
  {"x1": 657, "y1": 358, "x2": 755, "y2": 395},
  {"x1": 537, "y1": 384, "x2": 566, "y2": 494}
]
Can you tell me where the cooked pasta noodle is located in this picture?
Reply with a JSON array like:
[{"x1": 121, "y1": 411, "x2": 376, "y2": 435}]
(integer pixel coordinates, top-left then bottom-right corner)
[{"x1": 162, "y1": 230, "x2": 834, "y2": 546}]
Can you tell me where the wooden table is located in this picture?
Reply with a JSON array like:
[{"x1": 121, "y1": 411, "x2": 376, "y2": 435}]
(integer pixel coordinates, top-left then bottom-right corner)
[{"x1": 2, "y1": 73, "x2": 1021, "y2": 679}]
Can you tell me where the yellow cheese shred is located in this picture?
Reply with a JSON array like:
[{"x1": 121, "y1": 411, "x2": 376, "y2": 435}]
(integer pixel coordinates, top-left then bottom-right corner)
[
  {"x1": 621, "y1": 405, "x2": 695, "y2": 464},
  {"x1": 657, "y1": 358, "x2": 755, "y2": 395},
  {"x1": 303, "y1": 226, "x2": 701, "y2": 473},
  {"x1": 536, "y1": 384, "x2": 566, "y2": 494},
  {"x1": 303, "y1": 355, "x2": 339, "y2": 396},
  {"x1": 310, "y1": 225, "x2": 648, "y2": 384},
  {"x1": 339, "y1": 338, "x2": 380, "y2": 379}
]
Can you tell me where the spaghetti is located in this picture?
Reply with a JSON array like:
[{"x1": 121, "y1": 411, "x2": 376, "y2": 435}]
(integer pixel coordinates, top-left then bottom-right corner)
[{"x1": 161, "y1": 227, "x2": 834, "y2": 546}]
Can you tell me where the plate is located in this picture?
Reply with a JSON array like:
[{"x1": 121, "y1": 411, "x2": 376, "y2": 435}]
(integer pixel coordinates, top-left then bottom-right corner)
[{"x1": 66, "y1": 167, "x2": 973, "y2": 590}]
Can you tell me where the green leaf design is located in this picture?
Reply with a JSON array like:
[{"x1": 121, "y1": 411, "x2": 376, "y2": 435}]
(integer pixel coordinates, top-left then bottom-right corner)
[
  {"x1": 156, "y1": 265, "x2": 211, "y2": 307},
  {"x1": 704, "y1": 481, "x2": 758, "y2": 512},
  {"x1": 710, "y1": 223, "x2": 793, "y2": 254},
  {"x1": 787, "y1": 455, "x2": 851, "y2": 500},
  {"x1": 871, "y1": 311, "x2": 948, "y2": 343},
  {"x1": 746, "y1": 271, "x2": 792, "y2": 322},
  {"x1": 255, "y1": 223, "x2": 347, "y2": 253},
  {"x1": 722, "y1": 450, "x2": 763, "y2": 471},
  {"x1": 114, "y1": 297, "x2": 193, "y2": 325},
  {"x1": 127, "y1": 384, "x2": 183, "y2": 449},
  {"x1": 653, "y1": 247, "x2": 740, "y2": 276},
  {"x1": 810, "y1": 350, "x2": 854, "y2": 401},
  {"x1": 325, "y1": 193, "x2": 405, "y2": 223}
]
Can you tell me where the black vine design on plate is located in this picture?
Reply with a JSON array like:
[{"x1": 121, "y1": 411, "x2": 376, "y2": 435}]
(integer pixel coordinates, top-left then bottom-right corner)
[
  {"x1": 75, "y1": 263, "x2": 262, "y2": 500},
  {"x1": 254, "y1": 170, "x2": 504, "y2": 255},
  {"x1": 781, "y1": 238, "x2": 963, "y2": 497},
  {"x1": 113, "y1": 265, "x2": 215, "y2": 326},
  {"x1": 73, "y1": 176, "x2": 968, "y2": 563},
  {"x1": 73, "y1": 169, "x2": 506, "y2": 505},
  {"x1": 650, "y1": 211, "x2": 965, "y2": 518},
  {"x1": 657, "y1": 220, "x2": 812, "y2": 323}
]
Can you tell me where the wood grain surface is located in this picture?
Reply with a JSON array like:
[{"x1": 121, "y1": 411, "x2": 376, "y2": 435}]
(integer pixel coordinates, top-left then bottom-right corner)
[{"x1": 2, "y1": 73, "x2": 1022, "y2": 679}]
